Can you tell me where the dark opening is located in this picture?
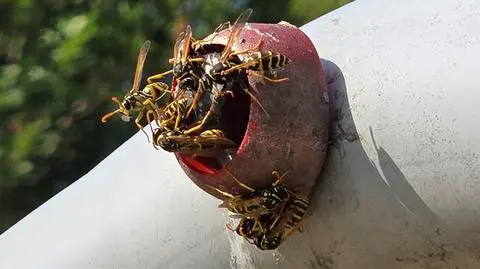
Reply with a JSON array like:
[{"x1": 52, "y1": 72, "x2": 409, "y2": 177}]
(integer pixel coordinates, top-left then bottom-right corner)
[
  {"x1": 177, "y1": 44, "x2": 251, "y2": 175},
  {"x1": 178, "y1": 80, "x2": 251, "y2": 175}
]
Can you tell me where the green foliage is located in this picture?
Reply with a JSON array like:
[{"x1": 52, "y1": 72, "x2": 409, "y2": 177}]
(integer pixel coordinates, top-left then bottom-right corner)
[{"x1": 0, "y1": 0, "x2": 350, "y2": 233}]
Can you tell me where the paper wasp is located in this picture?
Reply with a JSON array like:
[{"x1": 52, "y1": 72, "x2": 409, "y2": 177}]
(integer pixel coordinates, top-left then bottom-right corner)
[
  {"x1": 209, "y1": 170, "x2": 292, "y2": 218},
  {"x1": 211, "y1": 169, "x2": 310, "y2": 250},
  {"x1": 273, "y1": 196, "x2": 309, "y2": 238},
  {"x1": 152, "y1": 128, "x2": 237, "y2": 157},
  {"x1": 101, "y1": 40, "x2": 170, "y2": 139},
  {"x1": 147, "y1": 23, "x2": 206, "y2": 88},
  {"x1": 226, "y1": 216, "x2": 265, "y2": 244},
  {"x1": 253, "y1": 196, "x2": 309, "y2": 250},
  {"x1": 183, "y1": 8, "x2": 292, "y2": 135},
  {"x1": 228, "y1": 195, "x2": 308, "y2": 250}
]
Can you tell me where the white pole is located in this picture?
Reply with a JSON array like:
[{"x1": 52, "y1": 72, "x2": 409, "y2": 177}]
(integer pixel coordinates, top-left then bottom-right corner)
[{"x1": 1, "y1": 0, "x2": 480, "y2": 268}]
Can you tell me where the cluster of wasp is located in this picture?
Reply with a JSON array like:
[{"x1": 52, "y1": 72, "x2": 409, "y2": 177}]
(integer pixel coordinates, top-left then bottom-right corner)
[
  {"x1": 210, "y1": 169, "x2": 309, "y2": 250},
  {"x1": 101, "y1": 9, "x2": 308, "y2": 250}
]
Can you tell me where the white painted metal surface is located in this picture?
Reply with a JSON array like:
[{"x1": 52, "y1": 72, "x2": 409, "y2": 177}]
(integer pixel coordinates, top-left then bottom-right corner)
[{"x1": 1, "y1": 0, "x2": 480, "y2": 268}]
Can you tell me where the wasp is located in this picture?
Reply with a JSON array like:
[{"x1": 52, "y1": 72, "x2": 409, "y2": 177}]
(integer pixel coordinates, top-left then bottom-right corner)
[
  {"x1": 182, "y1": 8, "x2": 291, "y2": 136},
  {"x1": 226, "y1": 216, "x2": 265, "y2": 244},
  {"x1": 221, "y1": 50, "x2": 290, "y2": 78},
  {"x1": 101, "y1": 40, "x2": 171, "y2": 139},
  {"x1": 253, "y1": 231, "x2": 284, "y2": 250},
  {"x1": 152, "y1": 128, "x2": 237, "y2": 157},
  {"x1": 209, "y1": 170, "x2": 292, "y2": 218},
  {"x1": 146, "y1": 24, "x2": 207, "y2": 91},
  {"x1": 157, "y1": 96, "x2": 193, "y2": 132},
  {"x1": 143, "y1": 24, "x2": 220, "y2": 133},
  {"x1": 253, "y1": 196, "x2": 309, "y2": 250}
]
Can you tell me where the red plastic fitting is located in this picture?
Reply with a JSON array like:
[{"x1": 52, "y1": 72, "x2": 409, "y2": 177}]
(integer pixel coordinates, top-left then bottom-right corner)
[{"x1": 176, "y1": 22, "x2": 329, "y2": 199}]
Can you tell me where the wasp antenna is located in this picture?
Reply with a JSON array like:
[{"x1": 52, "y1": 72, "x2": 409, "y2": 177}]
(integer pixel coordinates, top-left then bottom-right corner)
[
  {"x1": 111, "y1": 96, "x2": 121, "y2": 104},
  {"x1": 223, "y1": 168, "x2": 255, "y2": 192},
  {"x1": 272, "y1": 170, "x2": 291, "y2": 186},
  {"x1": 101, "y1": 109, "x2": 122, "y2": 123},
  {"x1": 205, "y1": 184, "x2": 235, "y2": 199}
]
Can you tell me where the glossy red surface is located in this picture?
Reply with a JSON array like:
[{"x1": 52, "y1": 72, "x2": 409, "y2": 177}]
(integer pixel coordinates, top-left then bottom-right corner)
[{"x1": 175, "y1": 22, "x2": 330, "y2": 200}]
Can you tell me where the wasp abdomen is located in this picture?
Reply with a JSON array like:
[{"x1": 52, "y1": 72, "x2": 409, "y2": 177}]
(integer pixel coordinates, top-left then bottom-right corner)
[
  {"x1": 284, "y1": 198, "x2": 309, "y2": 230},
  {"x1": 245, "y1": 51, "x2": 289, "y2": 72}
]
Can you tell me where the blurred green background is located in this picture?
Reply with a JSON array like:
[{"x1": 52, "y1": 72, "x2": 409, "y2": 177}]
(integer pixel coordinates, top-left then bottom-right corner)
[{"x1": 0, "y1": 0, "x2": 350, "y2": 233}]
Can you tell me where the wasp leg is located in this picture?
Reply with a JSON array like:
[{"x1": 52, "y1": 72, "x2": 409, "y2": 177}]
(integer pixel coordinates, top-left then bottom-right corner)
[
  {"x1": 150, "y1": 82, "x2": 171, "y2": 101},
  {"x1": 239, "y1": 81, "x2": 270, "y2": 117},
  {"x1": 142, "y1": 98, "x2": 164, "y2": 128},
  {"x1": 188, "y1": 57, "x2": 206, "y2": 63},
  {"x1": 183, "y1": 91, "x2": 233, "y2": 135},
  {"x1": 185, "y1": 72, "x2": 204, "y2": 119},
  {"x1": 205, "y1": 184, "x2": 237, "y2": 200},
  {"x1": 146, "y1": 110, "x2": 161, "y2": 150},
  {"x1": 147, "y1": 70, "x2": 173, "y2": 84},
  {"x1": 223, "y1": 168, "x2": 256, "y2": 193},
  {"x1": 134, "y1": 110, "x2": 150, "y2": 143},
  {"x1": 248, "y1": 70, "x2": 289, "y2": 83},
  {"x1": 271, "y1": 170, "x2": 291, "y2": 187},
  {"x1": 173, "y1": 100, "x2": 183, "y2": 131},
  {"x1": 145, "y1": 109, "x2": 155, "y2": 136},
  {"x1": 220, "y1": 61, "x2": 257, "y2": 76},
  {"x1": 168, "y1": 56, "x2": 205, "y2": 65}
]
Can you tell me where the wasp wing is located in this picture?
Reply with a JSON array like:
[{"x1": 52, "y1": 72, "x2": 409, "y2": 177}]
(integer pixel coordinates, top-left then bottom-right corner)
[
  {"x1": 131, "y1": 40, "x2": 151, "y2": 93},
  {"x1": 173, "y1": 30, "x2": 185, "y2": 63},
  {"x1": 220, "y1": 8, "x2": 253, "y2": 63},
  {"x1": 181, "y1": 25, "x2": 193, "y2": 63}
]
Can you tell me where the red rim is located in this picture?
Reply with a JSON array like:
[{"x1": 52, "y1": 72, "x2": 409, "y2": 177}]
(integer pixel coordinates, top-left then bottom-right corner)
[{"x1": 178, "y1": 154, "x2": 218, "y2": 175}]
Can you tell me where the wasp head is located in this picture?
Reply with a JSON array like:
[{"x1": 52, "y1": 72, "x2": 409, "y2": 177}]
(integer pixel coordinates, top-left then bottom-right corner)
[
  {"x1": 254, "y1": 233, "x2": 284, "y2": 250},
  {"x1": 101, "y1": 95, "x2": 137, "y2": 123}
]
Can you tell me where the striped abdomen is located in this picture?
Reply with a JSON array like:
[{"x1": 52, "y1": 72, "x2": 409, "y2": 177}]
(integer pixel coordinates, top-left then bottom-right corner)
[
  {"x1": 142, "y1": 82, "x2": 169, "y2": 101},
  {"x1": 160, "y1": 97, "x2": 190, "y2": 127},
  {"x1": 283, "y1": 197, "x2": 309, "y2": 232},
  {"x1": 244, "y1": 51, "x2": 289, "y2": 72},
  {"x1": 226, "y1": 198, "x2": 265, "y2": 216}
]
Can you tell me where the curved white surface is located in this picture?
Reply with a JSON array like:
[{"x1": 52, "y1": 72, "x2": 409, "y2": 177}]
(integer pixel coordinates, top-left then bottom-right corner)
[{"x1": 1, "y1": 0, "x2": 480, "y2": 268}]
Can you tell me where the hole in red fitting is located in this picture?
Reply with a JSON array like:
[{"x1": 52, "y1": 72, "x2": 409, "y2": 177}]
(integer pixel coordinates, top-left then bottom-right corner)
[
  {"x1": 220, "y1": 80, "x2": 251, "y2": 146},
  {"x1": 175, "y1": 44, "x2": 251, "y2": 175},
  {"x1": 179, "y1": 78, "x2": 251, "y2": 175}
]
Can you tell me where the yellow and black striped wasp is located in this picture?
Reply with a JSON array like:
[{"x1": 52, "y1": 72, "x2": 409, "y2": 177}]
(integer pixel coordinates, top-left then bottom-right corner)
[
  {"x1": 211, "y1": 169, "x2": 292, "y2": 217},
  {"x1": 253, "y1": 196, "x2": 309, "y2": 250},
  {"x1": 182, "y1": 8, "x2": 291, "y2": 136},
  {"x1": 226, "y1": 214, "x2": 272, "y2": 246},
  {"x1": 210, "y1": 169, "x2": 309, "y2": 250},
  {"x1": 101, "y1": 40, "x2": 171, "y2": 139},
  {"x1": 152, "y1": 127, "x2": 237, "y2": 157}
]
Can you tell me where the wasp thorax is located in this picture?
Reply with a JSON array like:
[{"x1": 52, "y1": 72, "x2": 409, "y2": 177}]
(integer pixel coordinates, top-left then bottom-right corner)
[
  {"x1": 173, "y1": 62, "x2": 184, "y2": 78},
  {"x1": 203, "y1": 53, "x2": 223, "y2": 77},
  {"x1": 178, "y1": 76, "x2": 197, "y2": 91},
  {"x1": 142, "y1": 86, "x2": 152, "y2": 94},
  {"x1": 211, "y1": 63, "x2": 223, "y2": 76}
]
